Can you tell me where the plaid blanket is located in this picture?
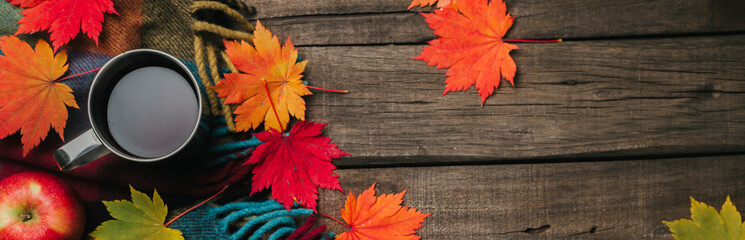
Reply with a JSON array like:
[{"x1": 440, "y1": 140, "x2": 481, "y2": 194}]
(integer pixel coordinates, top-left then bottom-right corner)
[{"x1": 0, "y1": 0, "x2": 254, "y2": 234}]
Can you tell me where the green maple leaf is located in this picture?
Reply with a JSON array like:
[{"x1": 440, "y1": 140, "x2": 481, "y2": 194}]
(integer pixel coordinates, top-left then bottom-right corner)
[
  {"x1": 90, "y1": 186, "x2": 184, "y2": 240},
  {"x1": 664, "y1": 196, "x2": 745, "y2": 240}
]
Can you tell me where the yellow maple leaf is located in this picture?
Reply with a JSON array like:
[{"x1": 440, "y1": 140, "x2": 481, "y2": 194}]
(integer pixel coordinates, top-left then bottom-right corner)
[
  {"x1": 90, "y1": 186, "x2": 183, "y2": 240},
  {"x1": 0, "y1": 35, "x2": 77, "y2": 156},
  {"x1": 664, "y1": 196, "x2": 745, "y2": 240},
  {"x1": 214, "y1": 20, "x2": 311, "y2": 132}
]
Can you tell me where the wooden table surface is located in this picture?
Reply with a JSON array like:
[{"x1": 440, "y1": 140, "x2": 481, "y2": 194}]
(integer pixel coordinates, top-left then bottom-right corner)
[{"x1": 242, "y1": 0, "x2": 745, "y2": 238}]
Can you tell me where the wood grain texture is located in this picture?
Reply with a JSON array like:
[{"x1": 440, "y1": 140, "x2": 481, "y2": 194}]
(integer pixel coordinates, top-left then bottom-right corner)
[
  {"x1": 318, "y1": 155, "x2": 745, "y2": 239},
  {"x1": 245, "y1": 0, "x2": 745, "y2": 46},
  {"x1": 182, "y1": 2, "x2": 745, "y2": 239},
  {"x1": 258, "y1": 13, "x2": 435, "y2": 46},
  {"x1": 299, "y1": 34, "x2": 745, "y2": 166}
]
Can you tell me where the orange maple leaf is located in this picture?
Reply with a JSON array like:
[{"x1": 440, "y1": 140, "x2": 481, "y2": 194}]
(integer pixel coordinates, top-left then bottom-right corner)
[
  {"x1": 0, "y1": 35, "x2": 77, "y2": 156},
  {"x1": 336, "y1": 183, "x2": 430, "y2": 240},
  {"x1": 214, "y1": 20, "x2": 311, "y2": 132},
  {"x1": 414, "y1": 0, "x2": 517, "y2": 105},
  {"x1": 407, "y1": 0, "x2": 455, "y2": 10}
]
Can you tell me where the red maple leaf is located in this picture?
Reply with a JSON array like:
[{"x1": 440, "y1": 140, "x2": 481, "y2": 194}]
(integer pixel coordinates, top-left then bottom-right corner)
[
  {"x1": 245, "y1": 121, "x2": 349, "y2": 211},
  {"x1": 8, "y1": 0, "x2": 118, "y2": 49},
  {"x1": 414, "y1": 0, "x2": 517, "y2": 105}
]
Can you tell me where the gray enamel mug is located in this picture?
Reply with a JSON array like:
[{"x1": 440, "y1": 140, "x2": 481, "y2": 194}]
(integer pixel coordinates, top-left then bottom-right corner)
[{"x1": 53, "y1": 49, "x2": 203, "y2": 171}]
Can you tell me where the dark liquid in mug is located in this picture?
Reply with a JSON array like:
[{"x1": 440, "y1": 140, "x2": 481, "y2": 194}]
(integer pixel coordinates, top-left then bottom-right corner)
[{"x1": 106, "y1": 66, "x2": 199, "y2": 158}]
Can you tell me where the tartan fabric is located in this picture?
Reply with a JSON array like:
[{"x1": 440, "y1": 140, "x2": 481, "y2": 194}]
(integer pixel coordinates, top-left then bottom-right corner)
[{"x1": 0, "y1": 0, "x2": 253, "y2": 235}]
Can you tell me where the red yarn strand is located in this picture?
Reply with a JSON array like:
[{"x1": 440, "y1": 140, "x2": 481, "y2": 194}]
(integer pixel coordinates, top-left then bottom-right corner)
[
  {"x1": 306, "y1": 85, "x2": 348, "y2": 93},
  {"x1": 299, "y1": 225, "x2": 327, "y2": 240},
  {"x1": 57, "y1": 67, "x2": 102, "y2": 82},
  {"x1": 287, "y1": 215, "x2": 319, "y2": 240},
  {"x1": 164, "y1": 185, "x2": 229, "y2": 227},
  {"x1": 318, "y1": 212, "x2": 350, "y2": 229},
  {"x1": 261, "y1": 77, "x2": 285, "y2": 134},
  {"x1": 503, "y1": 39, "x2": 562, "y2": 43}
]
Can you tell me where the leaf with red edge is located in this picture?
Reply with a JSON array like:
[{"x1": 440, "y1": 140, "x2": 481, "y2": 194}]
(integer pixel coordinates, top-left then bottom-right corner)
[
  {"x1": 407, "y1": 0, "x2": 455, "y2": 10},
  {"x1": 0, "y1": 35, "x2": 77, "y2": 156},
  {"x1": 214, "y1": 20, "x2": 311, "y2": 132},
  {"x1": 414, "y1": 0, "x2": 517, "y2": 105},
  {"x1": 9, "y1": 0, "x2": 118, "y2": 49},
  {"x1": 336, "y1": 183, "x2": 430, "y2": 240},
  {"x1": 246, "y1": 121, "x2": 349, "y2": 211}
]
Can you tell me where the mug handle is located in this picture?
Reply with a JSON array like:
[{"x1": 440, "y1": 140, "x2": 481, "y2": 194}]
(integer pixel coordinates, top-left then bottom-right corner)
[{"x1": 53, "y1": 129, "x2": 111, "y2": 171}]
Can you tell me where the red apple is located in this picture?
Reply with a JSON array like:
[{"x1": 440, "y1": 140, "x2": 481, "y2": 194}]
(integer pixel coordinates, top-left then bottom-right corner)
[{"x1": 0, "y1": 171, "x2": 85, "y2": 240}]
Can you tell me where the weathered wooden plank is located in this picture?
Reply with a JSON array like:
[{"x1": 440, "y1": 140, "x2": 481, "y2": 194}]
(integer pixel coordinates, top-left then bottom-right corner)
[
  {"x1": 318, "y1": 155, "x2": 745, "y2": 239},
  {"x1": 299, "y1": 34, "x2": 745, "y2": 166},
  {"x1": 247, "y1": 0, "x2": 745, "y2": 46},
  {"x1": 247, "y1": 0, "x2": 404, "y2": 18},
  {"x1": 258, "y1": 13, "x2": 435, "y2": 46}
]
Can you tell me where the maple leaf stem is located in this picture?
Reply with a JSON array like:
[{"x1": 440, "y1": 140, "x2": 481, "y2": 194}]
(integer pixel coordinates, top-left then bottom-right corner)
[
  {"x1": 318, "y1": 212, "x2": 350, "y2": 229},
  {"x1": 503, "y1": 39, "x2": 562, "y2": 43},
  {"x1": 306, "y1": 85, "x2": 349, "y2": 93},
  {"x1": 56, "y1": 67, "x2": 103, "y2": 82},
  {"x1": 164, "y1": 185, "x2": 229, "y2": 227},
  {"x1": 261, "y1": 77, "x2": 285, "y2": 133}
]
